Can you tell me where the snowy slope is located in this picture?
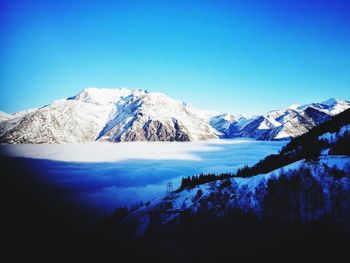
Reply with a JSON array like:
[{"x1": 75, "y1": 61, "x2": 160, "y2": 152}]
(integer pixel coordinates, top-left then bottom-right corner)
[
  {"x1": 0, "y1": 111, "x2": 13, "y2": 122},
  {"x1": 0, "y1": 88, "x2": 220, "y2": 143},
  {"x1": 96, "y1": 90, "x2": 219, "y2": 142},
  {"x1": 210, "y1": 114, "x2": 248, "y2": 137},
  {"x1": 0, "y1": 99, "x2": 114, "y2": 143},
  {"x1": 319, "y1": 124, "x2": 350, "y2": 143},
  {"x1": 127, "y1": 155, "x2": 350, "y2": 235},
  {"x1": 236, "y1": 98, "x2": 350, "y2": 140}
]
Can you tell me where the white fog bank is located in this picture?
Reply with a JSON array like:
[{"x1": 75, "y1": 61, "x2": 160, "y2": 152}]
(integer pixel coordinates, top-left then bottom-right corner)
[{"x1": 1, "y1": 139, "x2": 259, "y2": 163}]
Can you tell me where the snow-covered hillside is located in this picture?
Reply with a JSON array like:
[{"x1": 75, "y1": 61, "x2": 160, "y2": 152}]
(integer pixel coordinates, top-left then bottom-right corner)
[
  {"x1": 0, "y1": 99, "x2": 115, "y2": 143},
  {"x1": 0, "y1": 88, "x2": 220, "y2": 143},
  {"x1": 126, "y1": 114, "x2": 350, "y2": 235},
  {"x1": 234, "y1": 98, "x2": 350, "y2": 140},
  {"x1": 0, "y1": 111, "x2": 14, "y2": 122},
  {"x1": 128, "y1": 155, "x2": 350, "y2": 236},
  {"x1": 0, "y1": 87, "x2": 349, "y2": 143},
  {"x1": 95, "y1": 89, "x2": 219, "y2": 142},
  {"x1": 210, "y1": 113, "x2": 248, "y2": 137}
]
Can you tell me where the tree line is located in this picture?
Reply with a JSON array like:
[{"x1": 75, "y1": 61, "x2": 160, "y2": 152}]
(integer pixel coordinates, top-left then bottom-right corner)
[{"x1": 179, "y1": 173, "x2": 232, "y2": 190}]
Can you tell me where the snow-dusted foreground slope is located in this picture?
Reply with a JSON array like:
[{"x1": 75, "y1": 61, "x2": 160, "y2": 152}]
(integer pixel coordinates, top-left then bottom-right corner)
[
  {"x1": 126, "y1": 113, "x2": 350, "y2": 234},
  {"x1": 0, "y1": 87, "x2": 349, "y2": 143},
  {"x1": 127, "y1": 155, "x2": 350, "y2": 235}
]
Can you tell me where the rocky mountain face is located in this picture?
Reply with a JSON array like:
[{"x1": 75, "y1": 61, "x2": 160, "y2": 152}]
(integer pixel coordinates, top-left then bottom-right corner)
[{"x1": 0, "y1": 87, "x2": 349, "y2": 143}]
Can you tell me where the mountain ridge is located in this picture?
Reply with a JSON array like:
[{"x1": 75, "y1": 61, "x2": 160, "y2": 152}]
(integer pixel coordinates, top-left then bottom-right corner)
[{"x1": 0, "y1": 87, "x2": 349, "y2": 143}]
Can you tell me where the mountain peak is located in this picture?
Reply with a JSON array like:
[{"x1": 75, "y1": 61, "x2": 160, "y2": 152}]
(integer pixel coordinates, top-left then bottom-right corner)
[
  {"x1": 322, "y1": 98, "x2": 347, "y2": 106},
  {"x1": 72, "y1": 87, "x2": 133, "y2": 105},
  {"x1": 287, "y1": 104, "x2": 300, "y2": 110}
]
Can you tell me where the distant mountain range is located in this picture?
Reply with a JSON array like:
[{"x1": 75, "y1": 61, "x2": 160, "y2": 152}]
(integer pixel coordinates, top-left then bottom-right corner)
[
  {"x1": 0, "y1": 87, "x2": 349, "y2": 143},
  {"x1": 232, "y1": 98, "x2": 350, "y2": 140}
]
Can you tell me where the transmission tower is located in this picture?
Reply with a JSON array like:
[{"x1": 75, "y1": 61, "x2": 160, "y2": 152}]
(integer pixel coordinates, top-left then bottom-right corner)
[{"x1": 166, "y1": 182, "x2": 173, "y2": 194}]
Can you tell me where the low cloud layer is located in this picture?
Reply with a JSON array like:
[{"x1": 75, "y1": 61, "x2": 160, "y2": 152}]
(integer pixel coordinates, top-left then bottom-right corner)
[{"x1": 1, "y1": 139, "x2": 287, "y2": 214}]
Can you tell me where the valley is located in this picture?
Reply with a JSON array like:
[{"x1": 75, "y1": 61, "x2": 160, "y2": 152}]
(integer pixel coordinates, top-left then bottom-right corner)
[{"x1": 0, "y1": 139, "x2": 286, "y2": 214}]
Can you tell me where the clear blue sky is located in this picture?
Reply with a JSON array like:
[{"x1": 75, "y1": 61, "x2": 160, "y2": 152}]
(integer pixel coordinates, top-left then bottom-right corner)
[{"x1": 1, "y1": 0, "x2": 349, "y2": 115}]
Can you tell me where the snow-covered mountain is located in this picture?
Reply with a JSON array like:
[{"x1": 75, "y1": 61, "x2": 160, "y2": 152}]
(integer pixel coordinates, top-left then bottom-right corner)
[
  {"x1": 210, "y1": 113, "x2": 249, "y2": 137},
  {"x1": 230, "y1": 98, "x2": 350, "y2": 140},
  {"x1": 0, "y1": 87, "x2": 349, "y2": 143},
  {"x1": 94, "y1": 89, "x2": 219, "y2": 142},
  {"x1": 0, "y1": 88, "x2": 219, "y2": 143}
]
